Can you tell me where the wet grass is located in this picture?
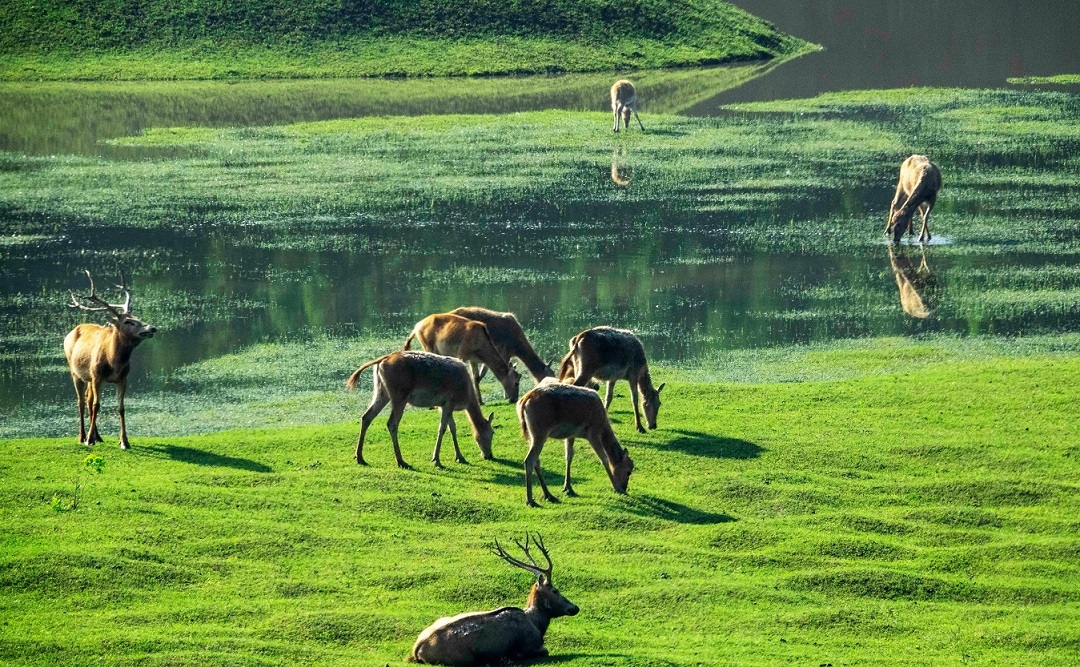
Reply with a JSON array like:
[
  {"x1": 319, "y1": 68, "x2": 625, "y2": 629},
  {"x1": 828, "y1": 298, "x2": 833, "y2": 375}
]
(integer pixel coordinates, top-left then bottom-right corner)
[
  {"x1": 1009, "y1": 75, "x2": 1080, "y2": 85},
  {"x1": 2, "y1": 355, "x2": 1078, "y2": 666}
]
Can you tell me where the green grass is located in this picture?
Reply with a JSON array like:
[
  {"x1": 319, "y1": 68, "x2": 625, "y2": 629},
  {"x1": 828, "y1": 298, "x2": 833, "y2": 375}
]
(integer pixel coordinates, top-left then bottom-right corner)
[
  {"x1": 2, "y1": 354, "x2": 1078, "y2": 665},
  {"x1": 0, "y1": 0, "x2": 812, "y2": 80},
  {"x1": 1009, "y1": 74, "x2": 1080, "y2": 86}
]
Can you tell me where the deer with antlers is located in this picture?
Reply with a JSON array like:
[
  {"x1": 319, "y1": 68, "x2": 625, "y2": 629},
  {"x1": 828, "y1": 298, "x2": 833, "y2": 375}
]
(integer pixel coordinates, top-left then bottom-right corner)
[
  {"x1": 558, "y1": 326, "x2": 665, "y2": 434},
  {"x1": 611, "y1": 79, "x2": 644, "y2": 133},
  {"x1": 409, "y1": 533, "x2": 579, "y2": 665},
  {"x1": 345, "y1": 351, "x2": 494, "y2": 468},
  {"x1": 517, "y1": 379, "x2": 634, "y2": 506},
  {"x1": 404, "y1": 313, "x2": 522, "y2": 403},
  {"x1": 63, "y1": 270, "x2": 157, "y2": 449}
]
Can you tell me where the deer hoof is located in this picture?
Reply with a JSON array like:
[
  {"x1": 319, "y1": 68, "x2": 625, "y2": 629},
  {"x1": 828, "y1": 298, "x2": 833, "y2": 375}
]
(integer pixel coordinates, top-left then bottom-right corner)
[
  {"x1": 432, "y1": 459, "x2": 444, "y2": 469},
  {"x1": 637, "y1": 425, "x2": 647, "y2": 435},
  {"x1": 455, "y1": 456, "x2": 468, "y2": 465},
  {"x1": 526, "y1": 499, "x2": 541, "y2": 508},
  {"x1": 564, "y1": 488, "x2": 578, "y2": 498},
  {"x1": 355, "y1": 456, "x2": 368, "y2": 466},
  {"x1": 397, "y1": 460, "x2": 413, "y2": 470},
  {"x1": 119, "y1": 441, "x2": 131, "y2": 450}
]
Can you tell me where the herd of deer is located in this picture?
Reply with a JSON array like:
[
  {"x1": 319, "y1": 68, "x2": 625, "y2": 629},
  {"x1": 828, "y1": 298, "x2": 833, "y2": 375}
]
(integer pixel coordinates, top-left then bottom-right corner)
[{"x1": 59, "y1": 80, "x2": 943, "y2": 665}]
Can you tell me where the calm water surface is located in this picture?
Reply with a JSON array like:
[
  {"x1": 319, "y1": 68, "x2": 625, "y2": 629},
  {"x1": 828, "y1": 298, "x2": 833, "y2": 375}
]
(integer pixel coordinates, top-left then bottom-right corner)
[{"x1": 1, "y1": 1, "x2": 1078, "y2": 421}]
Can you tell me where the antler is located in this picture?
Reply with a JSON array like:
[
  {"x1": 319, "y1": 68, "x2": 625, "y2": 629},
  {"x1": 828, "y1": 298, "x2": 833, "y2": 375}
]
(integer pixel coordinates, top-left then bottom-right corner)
[
  {"x1": 113, "y1": 267, "x2": 132, "y2": 314},
  {"x1": 494, "y1": 532, "x2": 554, "y2": 584},
  {"x1": 69, "y1": 270, "x2": 127, "y2": 317}
]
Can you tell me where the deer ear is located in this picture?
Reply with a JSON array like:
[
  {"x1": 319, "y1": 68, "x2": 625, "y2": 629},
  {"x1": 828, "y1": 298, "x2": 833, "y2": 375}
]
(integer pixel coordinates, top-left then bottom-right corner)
[
  {"x1": 487, "y1": 412, "x2": 495, "y2": 424},
  {"x1": 657, "y1": 382, "x2": 666, "y2": 394}
]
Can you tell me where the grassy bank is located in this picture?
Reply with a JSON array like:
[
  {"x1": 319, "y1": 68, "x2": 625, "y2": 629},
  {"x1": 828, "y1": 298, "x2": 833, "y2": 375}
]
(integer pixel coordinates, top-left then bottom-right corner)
[
  {"x1": 0, "y1": 0, "x2": 811, "y2": 80},
  {"x1": 2, "y1": 355, "x2": 1078, "y2": 666},
  {"x1": 1009, "y1": 74, "x2": 1080, "y2": 85}
]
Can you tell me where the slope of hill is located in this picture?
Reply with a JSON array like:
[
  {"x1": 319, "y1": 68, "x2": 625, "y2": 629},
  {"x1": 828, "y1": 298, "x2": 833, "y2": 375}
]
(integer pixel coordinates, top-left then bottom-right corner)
[{"x1": 0, "y1": 0, "x2": 812, "y2": 80}]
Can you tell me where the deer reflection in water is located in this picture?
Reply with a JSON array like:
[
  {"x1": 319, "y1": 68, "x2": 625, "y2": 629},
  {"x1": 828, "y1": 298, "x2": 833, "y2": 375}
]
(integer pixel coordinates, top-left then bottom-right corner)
[
  {"x1": 610, "y1": 147, "x2": 633, "y2": 186},
  {"x1": 888, "y1": 245, "x2": 939, "y2": 319}
]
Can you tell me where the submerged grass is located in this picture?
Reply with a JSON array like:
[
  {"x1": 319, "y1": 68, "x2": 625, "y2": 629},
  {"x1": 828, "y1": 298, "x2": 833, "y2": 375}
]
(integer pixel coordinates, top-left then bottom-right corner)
[{"x1": 1, "y1": 355, "x2": 1078, "y2": 665}]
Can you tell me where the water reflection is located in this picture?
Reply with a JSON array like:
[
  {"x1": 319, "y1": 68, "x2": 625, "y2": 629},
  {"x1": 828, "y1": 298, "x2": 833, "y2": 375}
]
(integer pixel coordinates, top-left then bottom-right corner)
[
  {"x1": 888, "y1": 245, "x2": 939, "y2": 319},
  {"x1": 610, "y1": 147, "x2": 633, "y2": 187}
]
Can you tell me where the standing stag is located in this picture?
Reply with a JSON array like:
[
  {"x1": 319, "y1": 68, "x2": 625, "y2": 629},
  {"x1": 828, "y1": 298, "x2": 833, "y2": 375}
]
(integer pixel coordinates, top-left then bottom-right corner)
[
  {"x1": 517, "y1": 379, "x2": 634, "y2": 506},
  {"x1": 64, "y1": 270, "x2": 157, "y2": 449},
  {"x1": 450, "y1": 306, "x2": 554, "y2": 395},
  {"x1": 409, "y1": 533, "x2": 578, "y2": 665},
  {"x1": 886, "y1": 154, "x2": 942, "y2": 244},
  {"x1": 558, "y1": 326, "x2": 665, "y2": 434},
  {"x1": 611, "y1": 79, "x2": 644, "y2": 132},
  {"x1": 345, "y1": 351, "x2": 494, "y2": 468},
  {"x1": 405, "y1": 313, "x2": 521, "y2": 402}
]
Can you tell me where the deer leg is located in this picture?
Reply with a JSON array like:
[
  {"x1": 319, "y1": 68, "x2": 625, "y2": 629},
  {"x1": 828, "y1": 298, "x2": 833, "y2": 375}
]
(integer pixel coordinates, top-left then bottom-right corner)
[
  {"x1": 613, "y1": 105, "x2": 621, "y2": 133},
  {"x1": 562, "y1": 438, "x2": 577, "y2": 496},
  {"x1": 524, "y1": 433, "x2": 552, "y2": 507},
  {"x1": 469, "y1": 361, "x2": 486, "y2": 405},
  {"x1": 386, "y1": 401, "x2": 411, "y2": 469},
  {"x1": 886, "y1": 183, "x2": 905, "y2": 234},
  {"x1": 918, "y1": 199, "x2": 934, "y2": 243},
  {"x1": 633, "y1": 108, "x2": 645, "y2": 131},
  {"x1": 117, "y1": 378, "x2": 131, "y2": 450},
  {"x1": 431, "y1": 407, "x2": 452, "y2": 468},
  {"x1": 447, "y1": 414, "x2": 467, "y2": 464},
  {"x1": 355, "y1": 391, "x2": 390, "y2": 465},
  {"x1": 72, "y1": 376, "x2": 87, "y2": 444},
  {"x1": 629, "y1": 381, "x2": 646, "y2": 434},
  {"x1": 86, "y1": 381, "x2": 104, "y2": 445},
  {"x1": 603, "y1": 381, "x2": 615, "y2": 410}
]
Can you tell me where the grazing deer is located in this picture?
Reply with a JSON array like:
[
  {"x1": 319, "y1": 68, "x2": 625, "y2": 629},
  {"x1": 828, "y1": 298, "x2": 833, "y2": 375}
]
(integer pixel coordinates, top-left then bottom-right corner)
[
  {"x1": 886, "y1": 154, "x2": 942, "y2": 244},
  {"x1": 889, "y1": 244, "x2": 939, "y2": 319},
  {"x1": 517, "y1": 379, "x2": 634, "y2": 506},
  {"x1": 611, "y1": 79, "x2": 644, "y2": 133},
  {"x1": 64, "y1": 270, "x2": 157, "y2": 449},
  {"x1": 404, "y1": 313, "x2": 521, "y2": 403},
  {"x1": 557, "y1": 327, "x2": 665, "y2": 434},
  {"x1": 409, "y1": 533, "x2": 578, "y2": 665},
  {"x1": 346, "y1": 351, "x2": 494, "y2": 469},
  {"x1": 450, "y1": 307, "x2": 554, "y2": 395}
]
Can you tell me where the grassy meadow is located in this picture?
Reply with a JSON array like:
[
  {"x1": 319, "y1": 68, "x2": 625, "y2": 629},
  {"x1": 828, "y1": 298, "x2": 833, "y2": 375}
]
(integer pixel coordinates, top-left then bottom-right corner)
[
  {"x1": 0, "y1": 0, "x2": 810, "y2": 80},
  {"x1": 2, "y1": 83, "x2": 1080, "y2": 665},
  {"x1": 2, "y1": 353, "x2": 1079, "y2": 666}
]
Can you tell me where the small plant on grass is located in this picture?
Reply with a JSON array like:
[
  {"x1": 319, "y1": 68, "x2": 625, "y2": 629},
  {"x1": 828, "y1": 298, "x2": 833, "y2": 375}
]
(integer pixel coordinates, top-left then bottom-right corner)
[{"x1": 50, "y1": 453, "x2": 106, "y2": 512}]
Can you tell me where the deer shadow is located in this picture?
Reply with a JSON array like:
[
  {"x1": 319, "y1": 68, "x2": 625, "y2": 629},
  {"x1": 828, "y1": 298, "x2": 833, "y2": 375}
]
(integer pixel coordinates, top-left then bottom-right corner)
[
  {"x1": 618, "y1": 493, "x2": 736, "y2": 525},
  {"x1": 657, "y1": 429, "x2": 763, "y2": 459},
  {"x1": 137, "y1": 444, "x2": 272, "y2": 473}
]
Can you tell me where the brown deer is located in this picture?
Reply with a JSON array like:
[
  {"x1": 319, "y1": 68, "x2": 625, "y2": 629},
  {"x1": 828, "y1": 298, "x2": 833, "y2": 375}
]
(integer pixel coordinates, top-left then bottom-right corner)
[
  {"x1": 517, "y1": 379, "x2": 634, "y2": 507},
  {"x1": 557, "y1": 326, "x2": 665, "y2": 434},
  {"x1": 404, "y1": 313, "x2": 521, "y2": 403},
  {"x1": 611, "y1": 79, "x2": 644, "y2": 133},
  {"x1": 886, "y1": 154, "x2": 942, "y2": 244},
  {"x1": 450, "y1": 307, "x2": 554, "y2": 395},
  {"x1": 63, "y1": 270, "x2": 157, "y2": 449},
  {"x1": 345, "y1": 351, "x2": 494, "y2": 469},
  {"x1": 889, "y1": 244, "x2": 939, "y2": 319},
  {"x1": 409, "y1": 533, "x2": 578, "y2": 665}
]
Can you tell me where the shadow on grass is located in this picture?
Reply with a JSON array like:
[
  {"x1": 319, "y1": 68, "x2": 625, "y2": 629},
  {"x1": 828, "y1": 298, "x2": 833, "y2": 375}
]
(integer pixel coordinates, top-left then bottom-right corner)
[
  {"x1": 543, "y1": 654, "x2": 633, "y2": 664},
  {"x1": 659, "y1": 429, "x2": 764, "y2": 459},
  {"x1": 138, "y1": 444, "x2": 272, "y2": 473},
  {"x1": 620, "y1": 493, "x2": 736, "y2": 525}
]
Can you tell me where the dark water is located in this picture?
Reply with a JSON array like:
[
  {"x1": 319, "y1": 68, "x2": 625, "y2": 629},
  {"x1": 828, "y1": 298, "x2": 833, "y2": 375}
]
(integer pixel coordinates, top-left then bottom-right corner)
[
  {"x1": 2, "y1": 1, "x2": 1079, "y2": 422},
  {"x1": 709, "y1": 0, "x2": 1080, "y2": 107}
]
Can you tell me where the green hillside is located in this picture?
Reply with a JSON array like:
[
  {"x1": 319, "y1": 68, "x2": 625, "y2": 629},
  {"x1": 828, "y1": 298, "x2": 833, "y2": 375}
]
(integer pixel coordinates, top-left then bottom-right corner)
[{"x1": 0, "y1": 0, "x2": 812, "y2": 80}]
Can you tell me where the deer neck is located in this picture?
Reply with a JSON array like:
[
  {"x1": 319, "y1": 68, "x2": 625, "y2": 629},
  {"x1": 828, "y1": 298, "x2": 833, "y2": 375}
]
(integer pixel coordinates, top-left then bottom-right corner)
[
  {"x1": 463, "y1": 399, "x2": 487, "y2": 433},
  {"x1": 523, "y1": 592, "x2": 552, "y2": 637}
]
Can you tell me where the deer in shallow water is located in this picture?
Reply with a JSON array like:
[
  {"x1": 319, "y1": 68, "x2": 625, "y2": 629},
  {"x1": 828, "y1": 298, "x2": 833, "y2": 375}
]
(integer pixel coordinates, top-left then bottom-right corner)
[
  {"x1": 557, "y1": 326, "x2": 665, "y2": 434},
  {"x1": 888, "y1": 244, "x2": 939, "y2": 319},
  {"x1": 345, "y1": 351, "x2": 494, "y2": 468},
  {"x1": 409, "y1": 533, "x2": 579, "y2": 665},
  {"x1": 517, "y1": 379, "x2": 634, "y2": 506},
  {"x1": 611, "y1": 79, "x2": 644, "y2": 132},
  {"x1": 405, "y1": 313, "x2": 522, "y2": 402},
  {"x1": 64, "y1": 270, "x2": 157, "y2": 449},
  {"x1": 886, "y1": 154, "x2": 942, "y2": 244},
  {"x1": 450, "y1": 306, "x2": 554, "y2": 395}
]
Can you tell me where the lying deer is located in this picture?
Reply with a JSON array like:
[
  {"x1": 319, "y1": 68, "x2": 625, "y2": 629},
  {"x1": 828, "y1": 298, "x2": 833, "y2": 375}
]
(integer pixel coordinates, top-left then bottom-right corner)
[
  {"x1": 409, "y1": 533, "x2": 578, "y2": 665},
  {"x1": 558, "y1": 326, "x2": 665, "y2": 434},
  {"x1": 611, "y1": 79, "x2": 644, "y2": 132},
  {"x1": 64, "y1": 270, "x2": 157, "y2": 449},
  {"x1": 405, "y1": 313, "x2": 521, "y2": 402},
  {"x1": 886, "y1": 154, "x2": 942, "y2": 244},
  {"x1": 345, "y1": 351, "x2": 494, "y2": 468},
  {"x1": 450, "y1": 307, "x2": 554, "y2": 395},
  {"x1": 517, "y1": 379, "x2": 634, "y2": 506}
]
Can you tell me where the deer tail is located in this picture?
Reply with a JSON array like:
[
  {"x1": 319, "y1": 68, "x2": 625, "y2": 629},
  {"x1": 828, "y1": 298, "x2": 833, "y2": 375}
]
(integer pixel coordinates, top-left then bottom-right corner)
[
  {"x1": 517, "y1": 394, "x2": 531, "y2": 442},
  {"x1": 557, "y1": 334, "x2": 582, "y2": 380},
  {"x1": 345, "y1": 355, "x2": 388, "y2": 391},
  {"x1": 403, "y1": 331, "x2": 415, "y2": 350}
]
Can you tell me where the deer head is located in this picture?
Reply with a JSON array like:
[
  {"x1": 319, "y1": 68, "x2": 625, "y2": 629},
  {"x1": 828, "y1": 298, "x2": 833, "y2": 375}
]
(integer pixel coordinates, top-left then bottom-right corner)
[
  {"x1": 69, "y1": 270, "x2": 156, "y2": 341},
  {"x1": 495, "y1": 533, "x2": 578, "y2": 619},
  {"x1": 643, "y1": 382, "x2": 665, "y2": 430},
  {"x1": 475, "y1": 411, "x2": 495, "y2": 460}
]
